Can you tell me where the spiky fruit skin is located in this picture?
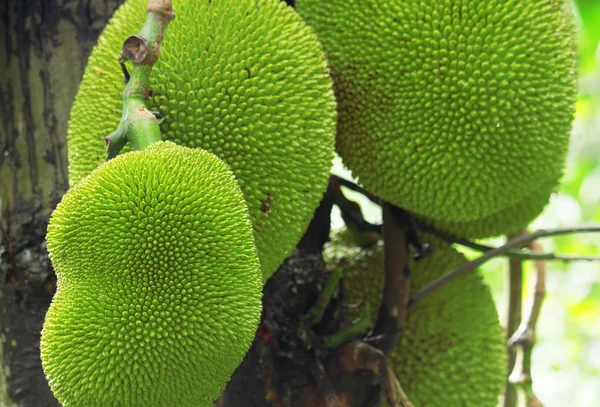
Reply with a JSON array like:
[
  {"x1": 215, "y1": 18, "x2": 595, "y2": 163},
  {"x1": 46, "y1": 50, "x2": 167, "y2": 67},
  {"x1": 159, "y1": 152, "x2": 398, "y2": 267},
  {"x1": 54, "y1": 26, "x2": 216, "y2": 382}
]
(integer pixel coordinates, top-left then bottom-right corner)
[
  {"x1": 420, "y1": 175, "x2": 558, "y2": 238},
  {"x1": 325, "y1": 231, "x2": 507, "y2": 407},
  {"x1": 298, "y1": 0, "x2": 577, "y2": 236},
  {"x1": 334, "y1": 159, "x2": 557, "y2": 240},
  {"x1": 42, "y1": 141, "x2": 262, "y2": 407},
  {"x1": 68, "y1": 0, "x2": 336, "y2": 280}
]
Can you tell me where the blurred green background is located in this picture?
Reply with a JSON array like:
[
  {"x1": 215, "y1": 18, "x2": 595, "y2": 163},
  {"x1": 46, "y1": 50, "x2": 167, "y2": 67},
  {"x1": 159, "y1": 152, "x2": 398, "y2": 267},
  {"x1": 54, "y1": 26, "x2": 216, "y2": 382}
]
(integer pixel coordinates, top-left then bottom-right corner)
[{"x1": 331, "y1": 1, "x2": 600, "y2": 405}]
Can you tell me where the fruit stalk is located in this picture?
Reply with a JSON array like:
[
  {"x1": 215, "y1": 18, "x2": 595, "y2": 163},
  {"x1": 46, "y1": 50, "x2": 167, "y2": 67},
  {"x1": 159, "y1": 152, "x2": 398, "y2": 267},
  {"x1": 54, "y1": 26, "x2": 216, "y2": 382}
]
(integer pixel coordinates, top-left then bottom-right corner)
[{"x1": 105, "y1": 0, "x2": 176, "y2": 159}]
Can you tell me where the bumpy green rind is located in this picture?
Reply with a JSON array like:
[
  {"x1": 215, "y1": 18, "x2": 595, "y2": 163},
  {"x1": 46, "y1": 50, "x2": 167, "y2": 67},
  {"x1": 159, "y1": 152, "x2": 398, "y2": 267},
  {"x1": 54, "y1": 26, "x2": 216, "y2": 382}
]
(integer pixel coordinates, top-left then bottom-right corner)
[
  {"x1": 421, "y1": 175, "x2": 558, "y2": 238},
  {"x1": 43, "y1": 141, "x2": 262, "y2": 407},
  {"x1": 68, "y1": 0, "x2": 336, "y2": 280},
  {"x1": 324, "y1": 231, "x2": 507, "y2": 407},
  {"x1": 298, "y1": 0, "x2": 577, "y2": 230}
]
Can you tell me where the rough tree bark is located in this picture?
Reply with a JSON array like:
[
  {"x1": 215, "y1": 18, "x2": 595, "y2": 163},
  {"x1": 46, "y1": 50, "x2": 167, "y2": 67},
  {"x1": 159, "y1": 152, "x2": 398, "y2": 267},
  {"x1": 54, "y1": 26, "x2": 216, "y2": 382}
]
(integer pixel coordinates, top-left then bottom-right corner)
[
  {"x1": 1, "y1": 1, "x2": 384, "y2": 406},
  {"x1": 0, "y1": 1, "x2": 124, "y2": 405}
]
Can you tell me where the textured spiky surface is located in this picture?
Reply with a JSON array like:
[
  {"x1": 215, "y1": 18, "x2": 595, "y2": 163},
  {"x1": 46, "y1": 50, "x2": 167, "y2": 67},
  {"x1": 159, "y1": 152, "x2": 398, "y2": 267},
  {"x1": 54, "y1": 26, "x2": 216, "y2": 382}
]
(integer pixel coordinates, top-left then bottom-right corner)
[
  {"x1": 325, "y1": 231, "x2": 507, "y2": 407},
  {"x1": 298, "y1": 0, "x2": 577, "y2": 236},
  {"x1": 42, "y1": 142, "x2": 262, "y2": 407},
  {"x1": 68, "y1": 0, "x2": 336, "y2": 280},
  {"x1": 419, "y1": 175, "x2": 558, "y2": 238}
]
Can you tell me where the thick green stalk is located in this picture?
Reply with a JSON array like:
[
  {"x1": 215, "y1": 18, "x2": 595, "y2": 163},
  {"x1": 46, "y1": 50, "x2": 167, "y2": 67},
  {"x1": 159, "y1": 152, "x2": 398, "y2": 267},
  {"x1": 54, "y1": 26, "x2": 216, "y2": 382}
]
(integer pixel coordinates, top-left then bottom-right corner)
[{"x1": 105, "y1": 0, "x2": 176, "y2": 159}]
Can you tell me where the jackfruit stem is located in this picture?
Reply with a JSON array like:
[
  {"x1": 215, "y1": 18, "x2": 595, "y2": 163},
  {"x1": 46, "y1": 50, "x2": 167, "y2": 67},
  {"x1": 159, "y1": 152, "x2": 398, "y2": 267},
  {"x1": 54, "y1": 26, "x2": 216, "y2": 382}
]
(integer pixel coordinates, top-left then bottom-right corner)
[
  {"x1": 322, "y1": 307, "x2": 372, "y2": 348},
  {"x1": 304, "y1": 268, "x2": 342, "y2": 327},
  {"x1": 105, "y1": 0, "x2": 175, "y2": 160}
]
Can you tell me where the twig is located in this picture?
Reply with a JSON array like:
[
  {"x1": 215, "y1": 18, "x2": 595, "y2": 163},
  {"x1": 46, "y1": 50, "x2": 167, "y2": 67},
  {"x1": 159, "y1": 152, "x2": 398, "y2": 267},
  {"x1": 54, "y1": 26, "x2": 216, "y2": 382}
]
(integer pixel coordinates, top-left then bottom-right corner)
[
  {"x1": 419, "y1": 221, "x2": 600, "y2": 262},
  {"x1": 408, "y1": 225, "x2": 600, "y2": 308},
  {"x1": 370, "y1": 204, "x2": 411, "y2": 356},
  {"x1": 339, "y1": 341, "x2": 414, "y2": 407},
  {"x1": 463, "y1": 240, "x2": 600, "y2": 262},
  {"x1": 327, "y1": 184, "x2": 600, "y2": 262},
  {"x1": 504, "y1": 230, "x2": 526, "y2": 407},
  {"x1": 508, "y1": 240, "x2": 546, "y2": 407},
  {"x1": 105, "y1": 0, "x2": 176, "y2": 159}
]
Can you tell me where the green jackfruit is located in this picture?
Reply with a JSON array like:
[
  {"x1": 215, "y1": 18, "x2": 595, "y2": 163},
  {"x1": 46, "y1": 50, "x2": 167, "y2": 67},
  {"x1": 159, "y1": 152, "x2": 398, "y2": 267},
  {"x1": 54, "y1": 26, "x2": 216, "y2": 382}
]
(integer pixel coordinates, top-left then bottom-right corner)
[
  {"x1": 68, "y1": 0, "x2": 336, "y2": 280},
  {"x1": 298, "y1": 0, "x2": 577, "y2": 236},
  {"x1": 420, "y1": 175, "x2": 558, "y2": 239},
  {"x1": 325, "y1": 231, "x2": 507, "y2": 406},
  {"x1": 42, "y1": 141, "x2": 262, "y2": 407}
]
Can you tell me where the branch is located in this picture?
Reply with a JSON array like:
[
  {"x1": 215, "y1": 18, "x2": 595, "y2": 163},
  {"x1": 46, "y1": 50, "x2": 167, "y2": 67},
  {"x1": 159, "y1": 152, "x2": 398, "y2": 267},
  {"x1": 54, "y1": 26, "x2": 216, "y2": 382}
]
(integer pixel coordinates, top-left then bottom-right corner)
[
  {"x1": 408, "y1": 225, "x2": 600, "y2": 308},
  {"x1": 370, "y1": 204, "x2": 411, "y2": 356},
  {"x1": 504, "y1": 230, "x2": 526, "y2": 407},
  {"x1": 328, "y1": 179, "x2": 600, "y2": 262},
  {"x1": 330, "y1": 176, "x2": 381, "y2": 246},
  {"x1": 508, "y1": 240, "x2": 546, "y2": 407},
  {"x1": 463, "y1": 240, "x2": 600, "y2": 262},
  {"x1": 105, "y1": 0, "x2": 176, "y2": 159},
  {"x1": 419, "y1": 221, "x2": 600, "y2": 262}
]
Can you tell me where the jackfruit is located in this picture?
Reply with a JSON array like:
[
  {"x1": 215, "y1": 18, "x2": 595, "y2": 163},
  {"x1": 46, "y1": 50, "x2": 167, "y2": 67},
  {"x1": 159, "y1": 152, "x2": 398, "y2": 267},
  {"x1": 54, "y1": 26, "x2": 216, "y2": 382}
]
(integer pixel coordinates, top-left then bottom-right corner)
[
  {"x1": 324, "y1": 231, "x2": 507, "y2": 406},
  {"x1": 42, "y1": 141, "x2": 262, "y2": 407},
  {"x1": 68, "y1": 0, "x2": 336, "y2": 280},
  {"x1": 420, "y1": 175, "x2": 558, "y2": 239},
  {"x1": 298, "y1": 0, "x2": 577, "y2": 235}
]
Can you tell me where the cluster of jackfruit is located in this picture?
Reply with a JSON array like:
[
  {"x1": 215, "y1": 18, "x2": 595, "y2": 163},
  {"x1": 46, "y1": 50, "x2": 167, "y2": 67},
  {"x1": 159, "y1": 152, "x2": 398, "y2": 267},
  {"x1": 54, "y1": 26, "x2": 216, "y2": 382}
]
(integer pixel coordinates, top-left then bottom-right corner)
[
  {"x1": 325, "y1": 231, "x2": 507, "y2": 406},
  {"x1": 69, "y1": 0, "x2": 336, "y2": 280},
  {"x1": 297, "y1": 0, "x2": 577, "y2": 239},
  {"x1": 45, "y1": 0, "x2": 336, "y2": 405},
  {"x1": 42, "y1": 0, "x2": 579, "y2": 405},
  {"x1": 43, "y1": 142, "x2": 262, "y2": 406}
]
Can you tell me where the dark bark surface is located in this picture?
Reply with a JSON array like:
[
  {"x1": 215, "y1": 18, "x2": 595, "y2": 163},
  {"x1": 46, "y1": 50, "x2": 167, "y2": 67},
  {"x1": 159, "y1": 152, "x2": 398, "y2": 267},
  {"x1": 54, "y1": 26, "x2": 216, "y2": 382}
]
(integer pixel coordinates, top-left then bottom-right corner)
[{"x1": 0, "y1": 1, "x2": 124, "y2": 405}]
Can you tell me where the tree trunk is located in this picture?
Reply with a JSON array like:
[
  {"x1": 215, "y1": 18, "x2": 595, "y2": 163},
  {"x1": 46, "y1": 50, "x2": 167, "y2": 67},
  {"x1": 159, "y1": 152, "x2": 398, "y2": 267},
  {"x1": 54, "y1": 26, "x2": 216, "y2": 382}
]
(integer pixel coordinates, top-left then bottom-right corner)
[{"x1": 0, "y1": 1, "x2": 123, "y2": 405}]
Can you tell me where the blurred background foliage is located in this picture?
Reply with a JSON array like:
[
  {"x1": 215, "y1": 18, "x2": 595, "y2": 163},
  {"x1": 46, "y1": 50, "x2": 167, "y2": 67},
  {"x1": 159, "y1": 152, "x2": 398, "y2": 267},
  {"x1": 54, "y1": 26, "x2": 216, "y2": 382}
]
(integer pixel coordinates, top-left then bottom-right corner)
[{"x1": 331, "y1": 1, "x2": 599, "y2": 405}]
